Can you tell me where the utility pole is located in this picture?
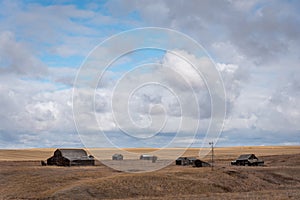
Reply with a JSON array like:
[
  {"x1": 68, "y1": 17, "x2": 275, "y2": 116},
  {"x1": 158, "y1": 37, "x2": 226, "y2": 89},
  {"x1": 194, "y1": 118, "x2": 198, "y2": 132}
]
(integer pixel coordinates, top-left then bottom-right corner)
[{"x1": 209, "y1": 142, "x2": 214, "y2": 171}]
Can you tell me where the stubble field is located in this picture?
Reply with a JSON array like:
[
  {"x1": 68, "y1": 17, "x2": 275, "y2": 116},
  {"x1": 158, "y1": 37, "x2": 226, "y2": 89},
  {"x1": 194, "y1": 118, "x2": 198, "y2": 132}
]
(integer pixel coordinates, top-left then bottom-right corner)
[{"x1": 0, "y1": 146, "x2": 300, "y2": 199}]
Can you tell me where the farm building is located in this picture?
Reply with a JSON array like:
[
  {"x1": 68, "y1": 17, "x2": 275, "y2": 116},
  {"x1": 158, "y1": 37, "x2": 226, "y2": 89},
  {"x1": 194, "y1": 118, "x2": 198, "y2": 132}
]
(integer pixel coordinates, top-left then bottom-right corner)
[
  {"x1": 140, "y1": 154, "x2": 157, "y2": 162},
  {"x1": 231, "y1": 154, "x2": 264, "y2": 166},
  {"x1": 47, "y1": 149, "x2": 95, "y2": 166},
  {"x1": 193, "y1": 159, "x2": 211, "y2": 167},
  {"x1": 176, "y1": 157, "x2": 197, "y2": 166},
  {"x1": 176, "y1": 157, "x2": 210, "y2": 167},
  {"x1": 112, "y1": 153, "x2": 123, "y2": 160}
]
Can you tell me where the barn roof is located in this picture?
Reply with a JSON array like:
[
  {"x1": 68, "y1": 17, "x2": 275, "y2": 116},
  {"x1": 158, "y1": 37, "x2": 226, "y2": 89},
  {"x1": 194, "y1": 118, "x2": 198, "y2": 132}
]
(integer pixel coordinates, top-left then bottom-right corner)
[
  {"x1": 236, "y1": 154, "x2": 257, "y2": 160},
  {"x1": 176, "y1": 157, "x2": 197, "y2": 161},
  {"x1": 56, "y1": 149, "x2": 92, "y2": 161}
]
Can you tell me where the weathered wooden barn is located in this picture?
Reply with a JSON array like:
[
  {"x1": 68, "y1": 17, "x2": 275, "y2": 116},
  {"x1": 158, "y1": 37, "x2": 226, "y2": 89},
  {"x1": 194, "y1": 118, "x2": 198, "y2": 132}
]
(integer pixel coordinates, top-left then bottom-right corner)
[
  {"x1": 112, "y1": 153, "x2": 123, "y2": 160},
  {"x1": 47, "y1": 149, "x2": 95, "y2": 166},
  {"x1": 231, "y1": 154, "x2": 264, "y2": 166},
  {"x1": 140, "y1": 154, "x2": 157, "y2": 162}
]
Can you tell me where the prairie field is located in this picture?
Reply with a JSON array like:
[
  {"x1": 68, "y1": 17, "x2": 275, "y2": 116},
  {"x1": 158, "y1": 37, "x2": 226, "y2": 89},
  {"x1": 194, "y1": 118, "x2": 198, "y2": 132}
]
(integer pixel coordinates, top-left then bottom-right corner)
[{"x1": 0, "y1": 146, "x2": 300, "y2": 199}]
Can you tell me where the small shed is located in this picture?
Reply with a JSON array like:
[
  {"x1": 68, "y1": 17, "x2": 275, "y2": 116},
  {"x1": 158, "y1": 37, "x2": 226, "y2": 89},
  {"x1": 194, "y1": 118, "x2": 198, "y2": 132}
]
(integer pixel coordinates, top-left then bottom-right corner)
[
  {"x1": 140, "y1": 154, "x2": 157, "y2": 162},
  {"x1": 47, "y1": 149, "x2": 95, "y2": 166},
  {"x1": 231, "y1": 154, "x2": 264, "y2": 166},
  {"x1": 112, "y1": 153, "x2": 123, "y2": 160}
]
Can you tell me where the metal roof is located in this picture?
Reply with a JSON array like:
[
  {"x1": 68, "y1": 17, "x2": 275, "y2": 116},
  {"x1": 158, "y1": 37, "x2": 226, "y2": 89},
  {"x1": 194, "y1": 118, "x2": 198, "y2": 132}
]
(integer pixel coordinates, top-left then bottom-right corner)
[
  {"x1": 176, "y1": 157, "x2": 197, "y2": 160},
  {"x1": 55, "y1": 149, "x2": 92, "y2": 161},
  {"x1": 140, "y1": 154, "x2": 156, "y2": 157},
  {"x1": 236, "y1": 154, "x2": 257, "y2": 160}
]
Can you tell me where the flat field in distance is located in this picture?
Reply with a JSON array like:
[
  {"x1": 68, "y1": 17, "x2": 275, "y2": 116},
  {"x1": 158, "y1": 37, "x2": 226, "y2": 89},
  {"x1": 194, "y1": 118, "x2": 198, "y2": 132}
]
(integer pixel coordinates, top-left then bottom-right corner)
[{"x1": 0, "y1": 146, "x2": 300, "y2": 199}]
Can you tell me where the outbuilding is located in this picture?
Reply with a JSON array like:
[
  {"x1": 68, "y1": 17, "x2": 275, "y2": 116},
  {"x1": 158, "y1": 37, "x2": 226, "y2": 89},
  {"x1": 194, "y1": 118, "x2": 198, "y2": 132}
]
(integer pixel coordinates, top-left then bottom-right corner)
[
  {"x1": 47, "y1": 149, "x2": 95, "y2": 166},
  {"x1": 231, "y1": 154, "x2": 264, "y2": 166},
  {"x1": 140, "y1": 154, "x2": 157, "y2": 162},
  {"x1": 112, "y1": 153, "x2": 123, "y2": 160}
]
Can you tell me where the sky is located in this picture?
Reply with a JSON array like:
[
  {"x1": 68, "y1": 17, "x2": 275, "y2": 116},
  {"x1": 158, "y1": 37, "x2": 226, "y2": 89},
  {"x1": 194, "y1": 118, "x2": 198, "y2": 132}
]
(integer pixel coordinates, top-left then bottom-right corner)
[{"x1": 0, "y1": 0, "x2": 299, "y2": 149}]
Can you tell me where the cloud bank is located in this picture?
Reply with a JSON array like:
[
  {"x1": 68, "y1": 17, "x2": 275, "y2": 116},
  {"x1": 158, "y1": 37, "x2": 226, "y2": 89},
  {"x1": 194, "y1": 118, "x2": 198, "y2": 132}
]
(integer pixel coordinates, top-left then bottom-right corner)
[{"x1": 0, "y1": 0, "x2": 299, "y2": 148}]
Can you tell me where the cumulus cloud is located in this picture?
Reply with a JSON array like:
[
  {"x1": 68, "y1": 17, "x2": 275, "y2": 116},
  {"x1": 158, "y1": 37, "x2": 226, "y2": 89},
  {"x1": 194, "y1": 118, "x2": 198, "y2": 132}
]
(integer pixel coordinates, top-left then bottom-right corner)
[
  {"x1": 104, "y1": 0, "x2": 300, "y2": 146},
  {"x1": 73, "y1": 49, "x2": 232, "y2": 147},
  {"x1": 107, "y1": 0, "x2": 300, "y2": 64},
  {"x1": 0, "y1": 31, "x2": 47, "y2": 77},
  {"x1": 0, "y1": 0, "x2": 299, "y2": 148},
  {"x1": 0, "y1": 75, "x2": 81, "y2": 148},
  {"x1": 256, "y1": 76, "x2": 300, "y2": 132},
  {"x1": 0, "y1": 0, "x2": 132, "y2": 59}
]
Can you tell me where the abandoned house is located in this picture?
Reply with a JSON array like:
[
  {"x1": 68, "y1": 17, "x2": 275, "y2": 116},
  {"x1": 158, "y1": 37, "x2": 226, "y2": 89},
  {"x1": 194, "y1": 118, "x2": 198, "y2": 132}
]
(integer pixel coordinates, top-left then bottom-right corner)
[
  {"x1": 140, "y1": 154, "x2": 157, "y2": 162},
  {"x1": 231, "y1": 154, "x2": 264, "y2": 166},
  {"x1": 112, "y1": 153, "x2": 123, "y2": 160},
  {"x1": 176, "y1": 157, "x2": 196, "y2": 165},
  {"x1": 47, "y1": 149, "x2": 95, "y2": 166},
  {"x1": 176, "y1": 157, "x2": 210, "y2": 167}
]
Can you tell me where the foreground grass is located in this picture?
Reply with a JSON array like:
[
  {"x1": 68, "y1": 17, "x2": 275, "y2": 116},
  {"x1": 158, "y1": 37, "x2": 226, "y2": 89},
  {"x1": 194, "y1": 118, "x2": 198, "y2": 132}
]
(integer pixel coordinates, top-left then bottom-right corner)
[{"x1": 1, "y1": 148, "x2": 300, "y2": 199}]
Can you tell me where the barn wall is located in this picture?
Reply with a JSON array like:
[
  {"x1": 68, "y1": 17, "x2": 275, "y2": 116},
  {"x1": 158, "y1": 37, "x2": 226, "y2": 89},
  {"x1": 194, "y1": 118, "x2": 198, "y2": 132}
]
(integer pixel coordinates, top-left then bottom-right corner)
[
  {"x1": 47, "y1": 156, "x2": 70, "y2": 166},
  {"x1": 47, "y1": 149, "x2": 95, "y2": 166},
  {"x1": 70, "y1": 159, "x2": 94, "y2": 166}
]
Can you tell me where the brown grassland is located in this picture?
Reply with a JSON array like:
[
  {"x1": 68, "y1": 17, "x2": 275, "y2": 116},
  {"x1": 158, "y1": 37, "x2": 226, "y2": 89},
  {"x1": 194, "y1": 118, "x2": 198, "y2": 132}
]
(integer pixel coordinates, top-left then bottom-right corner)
[{"x1": 0, "y1": 146, "x2": 300, "y2": 199}]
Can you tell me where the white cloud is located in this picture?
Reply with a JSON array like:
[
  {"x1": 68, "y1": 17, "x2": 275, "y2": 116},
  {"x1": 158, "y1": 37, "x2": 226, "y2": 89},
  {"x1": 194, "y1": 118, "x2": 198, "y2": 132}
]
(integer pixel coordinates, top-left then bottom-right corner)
[
  {"x1": 0, "y1": 1, "x2": 299, "y2": 148},
  {"x1": 0, "y1": 1, "x2": 132, "y2": 59},
  {"x1": 0, "y1": 31, "x2": 47, "y2": 77}
]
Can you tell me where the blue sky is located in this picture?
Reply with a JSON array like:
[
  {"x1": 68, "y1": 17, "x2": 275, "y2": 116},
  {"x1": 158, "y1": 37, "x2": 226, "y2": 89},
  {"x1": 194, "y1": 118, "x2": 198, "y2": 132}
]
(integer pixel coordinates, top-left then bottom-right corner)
[{"x1": 0, "y1": 0, "x2": 299, "y2": 149}]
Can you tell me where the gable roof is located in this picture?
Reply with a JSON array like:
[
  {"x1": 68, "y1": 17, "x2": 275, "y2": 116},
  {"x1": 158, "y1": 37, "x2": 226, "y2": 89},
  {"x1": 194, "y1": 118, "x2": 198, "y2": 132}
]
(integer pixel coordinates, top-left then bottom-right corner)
[
  {"x1": 55, "y1": 149, "x2": 91, "y2": 161},
  {"x1": 176, "y1": 157, "x2": 197, "y2": 161},
  {"x1": 236, "y1": 154, "x2": 257, "y2": 160}
]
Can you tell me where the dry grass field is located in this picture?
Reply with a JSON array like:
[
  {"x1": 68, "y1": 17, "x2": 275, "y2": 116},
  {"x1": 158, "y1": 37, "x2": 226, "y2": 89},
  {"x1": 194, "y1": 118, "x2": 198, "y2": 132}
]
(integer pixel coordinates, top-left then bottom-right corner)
[{"x1": 0, "y1": 146, "x2": 300, "y2": 199}]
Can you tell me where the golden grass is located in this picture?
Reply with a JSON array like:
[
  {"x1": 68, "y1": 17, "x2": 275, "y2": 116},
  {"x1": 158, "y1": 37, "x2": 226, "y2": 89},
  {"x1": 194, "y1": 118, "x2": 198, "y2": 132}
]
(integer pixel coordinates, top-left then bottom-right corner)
[
  {"x1": 1, "y1": 146, "x2": 300, "y2": 199},
  {"x1": 1, "y1": 146, "x2": 299, "y2": 161}
]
